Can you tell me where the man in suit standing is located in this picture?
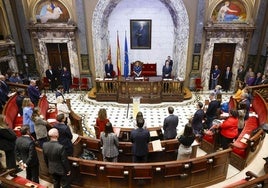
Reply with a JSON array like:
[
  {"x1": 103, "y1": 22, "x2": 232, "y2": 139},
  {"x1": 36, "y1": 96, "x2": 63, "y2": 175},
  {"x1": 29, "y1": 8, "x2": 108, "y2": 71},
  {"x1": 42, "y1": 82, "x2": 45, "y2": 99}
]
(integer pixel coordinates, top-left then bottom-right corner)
[
  {"x1": 222, "y1": 66, "x2": 232, "y2": 92},
  {"x1": 205, "y1": 92, "x2": 220, "y2": 128},
  {"x1": 27, "y1": 80, "x2": 42, "y2": 106},
  {"x1": 43, "y1": 128, "x2": 71, "y2": 188},
  {"x1": 130, "y1": 118, "x2": 150, "y2": 163},
  {"x1": 105, "y1": 59, "x2": 114, "y2": 78},
  {"x1": 163, "y1": 107, "x2": 179, "y2": 140},
  {"x1": 45, "y1": 65, "x2": 57, "y2": 92},
  {"x1": 15, "y1": 126, "x2": 39, "y2": 183}
]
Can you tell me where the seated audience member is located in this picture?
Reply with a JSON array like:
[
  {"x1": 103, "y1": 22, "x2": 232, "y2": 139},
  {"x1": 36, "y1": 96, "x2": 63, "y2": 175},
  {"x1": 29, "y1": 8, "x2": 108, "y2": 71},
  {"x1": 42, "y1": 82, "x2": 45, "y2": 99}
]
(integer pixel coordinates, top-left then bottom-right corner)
[
  {"x1": 239, "y1": 93, "x2": 250, "y2": 121},
  {"x1": 260, "y1": 74, "x2": 268, "y2": 84},
  {"x1": 237, "y1": 102, "x2": 247, "y2": 134},
  {"x1": 244, "y1": 67, "x2": 254, "y2": 83},
  {"x1": 15, "y1": 72, "x2": 23, "y2": 84},
  {"x1": 9, "y1": 72, "x2": 17, "y2": 83},
  {"x1": 16, "y1": 88, "x2": 26, "y2": 116},
  {"x1": 95, "y1": 108, "x2": 109, "y2": 139},
  {"x1": 31, "y1": 107, "x2": 49, "y2": 148},
  {"x1": 162, "y1": 60, "x2": 172, "y2": 78},
  {"x1": 205, "y1": 92, "x2": 220, "y2": 129},
  {"x1": 211, "y1": 109, "x2": 238, "y2": 149},
  {"x1": 100, "y1": 122, "x2": 119, "y2": 162},
  {"x1": 163, "y1": 107, "x2": 179, "y2": 140},
  {"x1": 54, "y1": 114, "x2": 73, "y2": 156},
  {"x1": 233, "y1": 81, "x2": 246, "y2": 102},
  {"x1": 105, "y1": 59, "x2": 114, "y2": 78},
  {"x1": 15, "y1": 126, "x2": 39, "y2": 183},
  {"x1": 27, "y1": 80, "x2": 42, "y2": 107},
  {"x1": 245, "y1": 71, "x2": 255, "y2": 86},
  {"x1": 254, "y1": 72, "x2": 262, "y2": 85},
  {"x1": 130, "y1": 118, "x2": 150, "y2": 163},
  {"x1": 191, "y1": 102, "x2": 205, "y2": 137},
  {"x1": 177, "y1": 123, "x2": 196, "y2": 160},
  {"x1": 133, "y1": 61, "x2": 142, "y2": 77},
  {"x1": 22, "y1": 98, "x2": 36, "y2": 139}
]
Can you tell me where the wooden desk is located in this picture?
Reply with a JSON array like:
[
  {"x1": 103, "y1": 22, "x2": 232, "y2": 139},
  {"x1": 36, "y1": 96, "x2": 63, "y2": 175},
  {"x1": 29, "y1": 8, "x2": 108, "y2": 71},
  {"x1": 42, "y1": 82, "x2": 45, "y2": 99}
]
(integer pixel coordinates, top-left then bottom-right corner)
[
  {"x1": 113, "y1": 126, "x2": 163, "y2": 142},
  {"x1": 95, "y1": 77, "x2": 184, "y2": 103}
]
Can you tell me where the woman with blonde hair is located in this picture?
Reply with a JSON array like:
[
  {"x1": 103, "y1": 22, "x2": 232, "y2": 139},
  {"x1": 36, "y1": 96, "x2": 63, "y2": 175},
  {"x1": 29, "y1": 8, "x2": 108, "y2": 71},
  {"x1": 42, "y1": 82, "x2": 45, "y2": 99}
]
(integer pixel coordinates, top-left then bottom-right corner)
[
  {"x1": 95, "y1": 108, "x2": 109, "y2": 139},
  {"x1": 22, "y1": 98, "x2": 36, "y2": 139}
]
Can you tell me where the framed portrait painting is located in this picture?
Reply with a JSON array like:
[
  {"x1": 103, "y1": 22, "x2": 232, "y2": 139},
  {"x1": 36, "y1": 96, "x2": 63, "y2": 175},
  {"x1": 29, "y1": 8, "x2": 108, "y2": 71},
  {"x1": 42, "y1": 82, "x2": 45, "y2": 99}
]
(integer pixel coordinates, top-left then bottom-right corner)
[
  {"x1": 192, "y1": 55, "x2": 200, "y2": 70},
  {"x1": 130, "y1": 19, "x2": 151, "y2": 49}
]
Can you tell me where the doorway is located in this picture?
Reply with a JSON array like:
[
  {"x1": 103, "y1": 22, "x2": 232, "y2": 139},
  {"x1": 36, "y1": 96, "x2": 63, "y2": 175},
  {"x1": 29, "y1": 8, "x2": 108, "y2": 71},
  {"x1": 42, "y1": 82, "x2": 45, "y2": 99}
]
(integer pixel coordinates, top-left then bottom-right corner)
[
  {"x1": 0, "y1": 61, "x2": 10, "y2": 75},
  {"x1": 46, "y1": 43, "x2": 70, "y2": 72},
  {"x1": 210, "y1": 43, "x2": 236, "y2": 88}
]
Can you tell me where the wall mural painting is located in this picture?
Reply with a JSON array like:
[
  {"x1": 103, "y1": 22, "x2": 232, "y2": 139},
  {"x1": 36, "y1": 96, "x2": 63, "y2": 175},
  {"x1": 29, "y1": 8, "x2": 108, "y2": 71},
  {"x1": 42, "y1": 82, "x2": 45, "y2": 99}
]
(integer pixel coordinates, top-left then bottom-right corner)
[
  {"x1": 211, "y1": 0, "x2": 246, "y2": 23},
  {"x1": 36, "y1": 1, "x2": 69, "y2": 23}
]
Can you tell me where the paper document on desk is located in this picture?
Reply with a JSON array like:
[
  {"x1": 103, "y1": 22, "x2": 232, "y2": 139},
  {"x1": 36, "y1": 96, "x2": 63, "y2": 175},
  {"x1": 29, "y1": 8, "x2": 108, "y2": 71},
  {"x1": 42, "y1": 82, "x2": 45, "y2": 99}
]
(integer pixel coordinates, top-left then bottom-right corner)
[
  {"x1": 152, "y1": 139, "x2": 162, "y2": 151},
  {"x1": 150, "y1": 130, "x2": 158, "y2": 137},
  {"x1": 240, "y1": 133, "x2": 250, "y2": 144}
]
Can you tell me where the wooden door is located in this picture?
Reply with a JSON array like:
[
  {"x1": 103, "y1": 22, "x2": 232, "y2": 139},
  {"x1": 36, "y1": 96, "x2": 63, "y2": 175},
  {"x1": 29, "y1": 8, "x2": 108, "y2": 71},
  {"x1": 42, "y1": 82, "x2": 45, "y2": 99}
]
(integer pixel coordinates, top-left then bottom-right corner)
[
  {"x1": 46, "y1": 43, "x2": 70, "y2": 72},
  {"x1": 210, "y1": 43, "x2": 236, "y2": 87}
]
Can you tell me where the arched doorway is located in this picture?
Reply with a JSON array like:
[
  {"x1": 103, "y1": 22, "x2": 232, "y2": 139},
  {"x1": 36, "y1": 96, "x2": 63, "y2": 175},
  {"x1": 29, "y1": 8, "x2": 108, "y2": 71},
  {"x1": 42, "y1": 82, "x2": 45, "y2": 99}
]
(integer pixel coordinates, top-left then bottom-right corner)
[{"x1": 92, "y1": 0, "x2": 189, "y2": 79}]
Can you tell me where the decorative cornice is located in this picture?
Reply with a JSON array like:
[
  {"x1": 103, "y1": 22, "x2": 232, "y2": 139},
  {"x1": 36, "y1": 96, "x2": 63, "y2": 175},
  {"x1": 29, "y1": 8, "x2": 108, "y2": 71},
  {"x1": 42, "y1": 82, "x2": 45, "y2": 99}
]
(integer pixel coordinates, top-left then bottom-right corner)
[
  {"x1": 27, "y1": 23, "x2": 77, "y2": 32},
  {"x1": 204, "y1": 24, "x2": 255, "y2": 32}
]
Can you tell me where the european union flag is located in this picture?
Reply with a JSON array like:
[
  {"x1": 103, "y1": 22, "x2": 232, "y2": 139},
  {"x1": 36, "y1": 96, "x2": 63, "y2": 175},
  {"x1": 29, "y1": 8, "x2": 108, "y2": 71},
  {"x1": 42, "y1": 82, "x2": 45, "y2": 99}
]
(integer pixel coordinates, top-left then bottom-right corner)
[{"x1": 124, "y1": 33, "x2": 129, "y2": 78}]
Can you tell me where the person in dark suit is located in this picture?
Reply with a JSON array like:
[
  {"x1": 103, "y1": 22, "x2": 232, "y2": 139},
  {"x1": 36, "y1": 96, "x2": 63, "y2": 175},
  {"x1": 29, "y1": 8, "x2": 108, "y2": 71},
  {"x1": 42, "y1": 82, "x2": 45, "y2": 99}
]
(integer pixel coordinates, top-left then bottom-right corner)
[
  {"x1": 54, "y1": 114, "x2": 73, "y2": 156},
  {"x1": 222, "y1": 66, "x2": 232, "y2": 92},
  {"x1": 55, "y1": 85, "x2": 65, "y2": 102},
  {"x1": 43, "y1": 128, "x2": 71, "y2": 188},
  {"x1": 105, "y1": 59, "x2": 114, "y2": 78},
  {"x1": 163, "y1": 107, "x2": 179, "y2": 140},
  {"x1": 191, "y1": 102, "x2": 205, "y2": 137},
  {"x1": 27, "y1": 80, "x2": 41, "y2": 107},
  {"x1": 61, "y1": 67, "x2": 71, "y2": 94},
  {"x1": 16, "y1": 88, "x2": 26, "y2": 116},
  {"x1": 162, "y1": 60, "x2": 173, "y2": 92},
  {"x1": 15, "y1": 126, "x2": 39, "y2": 183},
  {"x1": 130, "y1": 118, "x2": 150, "y2": 163},
  {"x1": 162, "y1": 60, "x2": 172, "y2": 78},
  {"x1": 236, "y1": 65, "x2": 245, "y2": 82},
  {"x1": 254, "y1": 72, "x2": 262, "y2": 85},
  {"x1": 104, "y1": 59, "x2": 114, "y2": 90},
  {"x1": 0, "y1": 115, "x2": 17, "y2": 170},
  {"x1": 205, "y1": 92, "x2": 220, "y2": 129},
  {"x1": 45, "y1": 65, "x2": 57, "y2": 92},
  {"x1": 166, "y1": 56, "x2": 173, "y2": 67},
  {"x1": 0, "y1": 74, "x2": 10, "y2": 102}
]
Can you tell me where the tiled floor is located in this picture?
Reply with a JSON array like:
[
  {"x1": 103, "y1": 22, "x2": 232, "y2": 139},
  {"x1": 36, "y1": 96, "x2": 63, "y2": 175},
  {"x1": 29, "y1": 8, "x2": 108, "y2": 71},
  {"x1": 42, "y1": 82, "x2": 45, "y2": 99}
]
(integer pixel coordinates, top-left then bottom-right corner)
[{"x1": 1, "y1": 90, "x2": 267, "y2": 187}]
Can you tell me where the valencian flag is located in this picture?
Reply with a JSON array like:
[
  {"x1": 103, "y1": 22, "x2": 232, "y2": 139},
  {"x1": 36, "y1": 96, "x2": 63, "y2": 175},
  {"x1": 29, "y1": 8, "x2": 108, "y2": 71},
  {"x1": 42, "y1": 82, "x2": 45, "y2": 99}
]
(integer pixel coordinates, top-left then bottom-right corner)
[
  {"x1": 116, "y1": 31, "x2": 121, "y2": 76},
  {"x1": 124, "y1": 32, "x2": 129, "y2": 78},
  {"x1": 107, "y1": 33, "x2": 111, "y2": 62}
]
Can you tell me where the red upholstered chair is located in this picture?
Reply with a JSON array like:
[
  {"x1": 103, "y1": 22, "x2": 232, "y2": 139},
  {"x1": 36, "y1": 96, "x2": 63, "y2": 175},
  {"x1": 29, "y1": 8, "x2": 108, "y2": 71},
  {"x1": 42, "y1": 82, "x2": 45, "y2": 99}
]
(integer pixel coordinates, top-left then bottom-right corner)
[
  {"x1": 80, "y1": 77, "x2": 89, "y2": 90},
  {"x1": 70, "y1": 77, "x2": 80, "y2": 91},
  {"x1": 195, "y1": 78, "x2": 203, "y2": 93}
]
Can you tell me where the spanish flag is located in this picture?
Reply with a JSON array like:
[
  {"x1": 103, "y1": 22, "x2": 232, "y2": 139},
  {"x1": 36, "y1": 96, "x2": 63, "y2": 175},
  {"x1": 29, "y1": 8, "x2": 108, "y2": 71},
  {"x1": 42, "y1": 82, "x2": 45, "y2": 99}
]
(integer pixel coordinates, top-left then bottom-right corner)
[{"x1": 116, "y1": 31, "x2": 121, "y2": 76}]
